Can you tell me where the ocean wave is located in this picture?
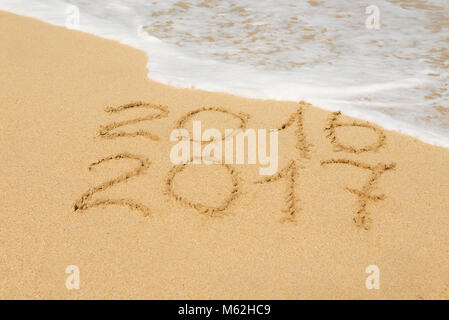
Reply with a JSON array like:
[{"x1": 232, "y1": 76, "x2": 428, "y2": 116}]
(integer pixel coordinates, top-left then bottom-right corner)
[{"x1": 2, "y1": 0, "x2": 448, "y2": 147}]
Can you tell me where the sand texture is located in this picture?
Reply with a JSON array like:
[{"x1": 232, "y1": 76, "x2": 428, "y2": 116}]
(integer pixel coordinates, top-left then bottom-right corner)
[{"x1": 0, "y1": 11, "x2": 448, "y2": 299}]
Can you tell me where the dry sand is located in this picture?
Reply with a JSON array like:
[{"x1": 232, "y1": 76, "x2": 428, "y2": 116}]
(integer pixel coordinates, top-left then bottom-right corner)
[{"x1": 0, "y1": 11, "x2": 448, "y2": 299}]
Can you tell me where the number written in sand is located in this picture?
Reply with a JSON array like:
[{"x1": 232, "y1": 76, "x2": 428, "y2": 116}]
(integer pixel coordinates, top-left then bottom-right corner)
[
  {"x1": 99, "y1": 102, "x2": 169, "y2": 141},
  {"x1": 73, "y1": 100, "x2": 395, "y2": 230},
  {"x1": 325, "y1": 111, "x2": 386, "y2": 153},
  {"x1": 165, "y1": 162, "x2": 240, "y2": 217},
  {"x1": 321, "y1": 159, "x2": 396, "y2": 229},
  {"x1": 254, "y1": 160, "x2": 299, "y2": 222},
  {"x1": 175, "y1": 106, "x2": 250, "y2": 143},
  {"x1": 276, "y1": 103, "x2": 313, "y2": 158},
  {"x1": 73, "y1": 152, "x2": 152, "y2": 216}
]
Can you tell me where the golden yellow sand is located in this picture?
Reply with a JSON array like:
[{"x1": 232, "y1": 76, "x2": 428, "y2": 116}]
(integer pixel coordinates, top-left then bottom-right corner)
[{"x1": 0, "y1": 11, "x2": 448, "y2": 299}]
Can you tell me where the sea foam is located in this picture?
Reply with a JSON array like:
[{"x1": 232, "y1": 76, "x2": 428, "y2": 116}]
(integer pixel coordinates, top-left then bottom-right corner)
[{"x1": 1, "y1": 0, "x2": 448, "y2": 147}]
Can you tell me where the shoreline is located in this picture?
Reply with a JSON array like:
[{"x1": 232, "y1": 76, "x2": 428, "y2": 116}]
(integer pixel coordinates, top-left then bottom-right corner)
[
  {"x1": 1, "y1": 11, "x2": 448, "y2": 299},
  {"x1": 0, "y1": 4, "x2": 448, "y2": 149}
]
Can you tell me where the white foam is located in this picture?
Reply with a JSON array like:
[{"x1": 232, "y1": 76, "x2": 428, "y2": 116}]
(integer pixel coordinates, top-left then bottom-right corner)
[{"x1": 1, "y1": 0, "x2": 448, "y2": 148}]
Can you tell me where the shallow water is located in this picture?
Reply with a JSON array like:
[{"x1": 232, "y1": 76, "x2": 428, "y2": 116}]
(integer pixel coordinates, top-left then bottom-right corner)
[{"x1": 2, "y1": 0, "x2": 448, "y2": 147}]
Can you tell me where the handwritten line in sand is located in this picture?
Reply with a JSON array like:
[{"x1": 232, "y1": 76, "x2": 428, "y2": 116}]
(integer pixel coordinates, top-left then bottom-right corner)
[
  {"x1": 321, "y1": 158, "x2": 396, "y2": 229},
  {"x1": 74, "y1": 100, "x2": 397, "y2": 230},
  {"x1": 255, "y1": 160, "x2": 299, "y2": 222},
  {"x1": 99, "y1": 101, "x2": 169, "y2": 140},
  {"x1": 325, "y1": 111, "x2": 386, "y2": 153},
  {"x1": 73, "y1": 152, "x2": 152, "y2": 216},
  {"x1": 175, "y1": 106, "x2": 250, "y2": 144},
  {"x1": 277, "y1": 102, "x2": 313, "y2": 158},
  {"x1": 165, "y1": 161, "x2": 240, "y2": 217}
]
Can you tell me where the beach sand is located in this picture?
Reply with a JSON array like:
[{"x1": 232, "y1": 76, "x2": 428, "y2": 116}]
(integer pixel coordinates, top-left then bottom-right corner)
[{"x1": 0, "y1": 11, "x2": 448, "y2": 299}]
